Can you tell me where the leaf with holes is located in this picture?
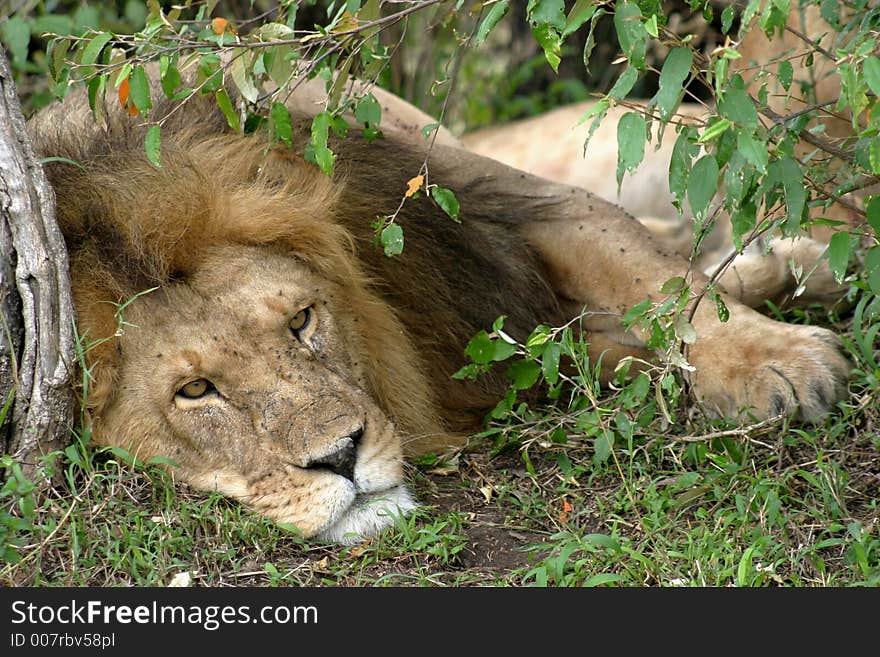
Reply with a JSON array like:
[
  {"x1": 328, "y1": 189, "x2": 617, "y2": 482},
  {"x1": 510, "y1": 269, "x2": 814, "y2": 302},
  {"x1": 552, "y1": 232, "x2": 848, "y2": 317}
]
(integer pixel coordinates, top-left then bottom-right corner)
[
  {"x1": 528, "y1": 0, "x2": 566, "y2": 29},
  {"x1": 613, "y1": 1, "x2": 646, "y2": 70},
  {"x1": 380, "y1": 223, "x2": 404, "y2": 257},
  {"x1": 541, "y1": 342, "x2": 561, "y2": 385},
  {"x1": 531, "y1": 23, "x2": 562, "y2": 72}
]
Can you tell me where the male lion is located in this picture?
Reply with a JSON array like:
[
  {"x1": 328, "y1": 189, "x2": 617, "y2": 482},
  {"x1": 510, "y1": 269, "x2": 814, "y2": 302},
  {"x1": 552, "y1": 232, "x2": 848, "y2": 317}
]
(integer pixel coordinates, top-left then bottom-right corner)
[{"x1": 27, "y1": 70, "x2": 850, "y2": 544}]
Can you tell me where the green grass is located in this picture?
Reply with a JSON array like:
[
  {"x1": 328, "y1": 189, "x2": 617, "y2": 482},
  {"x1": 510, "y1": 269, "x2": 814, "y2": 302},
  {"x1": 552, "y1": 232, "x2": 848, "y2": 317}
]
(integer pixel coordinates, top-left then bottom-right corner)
[{"x1": 1, "y1": 292, "x2": 878, "y2": 587}]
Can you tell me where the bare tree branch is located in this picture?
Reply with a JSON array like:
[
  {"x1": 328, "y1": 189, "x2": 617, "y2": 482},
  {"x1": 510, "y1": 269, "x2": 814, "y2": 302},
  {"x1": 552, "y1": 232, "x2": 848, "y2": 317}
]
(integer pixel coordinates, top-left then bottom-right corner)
[{"x1": 0, "y1": 47, "x2": 76, "y2": 475}]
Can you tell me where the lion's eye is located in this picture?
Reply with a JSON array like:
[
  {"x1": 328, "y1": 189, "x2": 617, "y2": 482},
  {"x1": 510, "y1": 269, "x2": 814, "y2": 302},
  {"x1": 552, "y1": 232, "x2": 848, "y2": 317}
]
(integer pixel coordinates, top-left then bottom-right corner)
[
  {"x1": 289, "y1": 307, "x2": 312, "y2": 336},
  {"x1": 177, "y1": 378, "x2": 214, "y2": 399}
]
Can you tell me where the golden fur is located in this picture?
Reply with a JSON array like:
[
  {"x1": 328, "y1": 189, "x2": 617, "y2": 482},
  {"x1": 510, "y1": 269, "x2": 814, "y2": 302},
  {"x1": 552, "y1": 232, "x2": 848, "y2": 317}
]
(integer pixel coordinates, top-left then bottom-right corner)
[{"x1": 28, "y1": 57, "x2": 850, "y2": 541}]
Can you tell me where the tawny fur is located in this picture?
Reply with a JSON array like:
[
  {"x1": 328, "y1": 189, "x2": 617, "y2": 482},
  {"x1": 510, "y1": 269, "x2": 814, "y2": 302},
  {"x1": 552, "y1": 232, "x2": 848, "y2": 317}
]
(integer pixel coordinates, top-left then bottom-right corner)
[{"x1": 27, "y1": 37, "x2": 852, "y2": 541}]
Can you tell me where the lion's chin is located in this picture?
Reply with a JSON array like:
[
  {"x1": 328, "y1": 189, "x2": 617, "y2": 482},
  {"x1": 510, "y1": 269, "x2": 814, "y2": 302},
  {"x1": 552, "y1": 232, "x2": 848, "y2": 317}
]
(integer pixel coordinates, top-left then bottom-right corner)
[{"x1": 315, "y1": 485, "x2": 416, "y2": 545}]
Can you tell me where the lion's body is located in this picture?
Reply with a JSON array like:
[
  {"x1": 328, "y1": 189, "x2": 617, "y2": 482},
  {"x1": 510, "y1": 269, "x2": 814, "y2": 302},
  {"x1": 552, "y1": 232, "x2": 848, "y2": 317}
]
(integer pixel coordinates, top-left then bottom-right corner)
[{"x1": 29, "y1": 58, "x2": 850, "y2": 541}]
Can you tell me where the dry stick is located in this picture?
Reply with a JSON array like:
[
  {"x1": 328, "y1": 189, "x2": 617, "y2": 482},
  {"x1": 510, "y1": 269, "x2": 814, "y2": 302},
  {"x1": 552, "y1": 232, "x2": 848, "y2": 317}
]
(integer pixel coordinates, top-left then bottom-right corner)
[{"x1": 671, "y1": 414, "x2": 786, "y2": 443}]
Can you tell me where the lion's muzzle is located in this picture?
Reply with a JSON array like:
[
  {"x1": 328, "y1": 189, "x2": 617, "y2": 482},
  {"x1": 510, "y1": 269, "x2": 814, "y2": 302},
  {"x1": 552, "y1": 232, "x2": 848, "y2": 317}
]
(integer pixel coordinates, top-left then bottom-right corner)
[{"x1": 302, "y1": 427, "x2": 361, "y2": 482}]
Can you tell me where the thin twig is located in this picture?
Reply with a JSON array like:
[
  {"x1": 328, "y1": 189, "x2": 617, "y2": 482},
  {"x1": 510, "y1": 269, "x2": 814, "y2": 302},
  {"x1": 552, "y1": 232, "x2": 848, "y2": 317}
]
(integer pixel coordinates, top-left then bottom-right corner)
[
  {"x1": 672, "y1": 413, "x2": 786, "y2": 442},
  {"x1": 783, "y1": 23, "x2": 837, "y2": 61}
]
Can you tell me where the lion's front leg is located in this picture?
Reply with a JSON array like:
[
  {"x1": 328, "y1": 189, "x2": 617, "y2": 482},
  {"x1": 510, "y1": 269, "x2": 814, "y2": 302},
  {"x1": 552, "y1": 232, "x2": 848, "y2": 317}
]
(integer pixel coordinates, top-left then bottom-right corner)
[{"x1": 521, "y1": 213, "x2": 851, "y2": 422}]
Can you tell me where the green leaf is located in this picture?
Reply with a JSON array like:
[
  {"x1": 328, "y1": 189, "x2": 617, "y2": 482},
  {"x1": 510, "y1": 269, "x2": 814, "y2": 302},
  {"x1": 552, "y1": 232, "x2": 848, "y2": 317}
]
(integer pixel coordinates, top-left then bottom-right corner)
[
  {"x1": 33, "y1": 14, "x2": 74, "y2": 36},
  {"x1": 652, "y1": 47, "x2": 692, "y2": 120},
  {"x1": 870, "y1": 138, "x2": 880, "y2": 174},
  {"x1": 776, "y1": 156, "x2": 806, "y2": 233},
  {"x1": 864, "y1": 56, "x2": 880, "y2": 98},
  {"x1": 271, "y1": 102, "x2": 292, "y2": 145},
  {"x1": 380, "y1": 223, "x2": 404, "y2": 257},
  {"x1": 736, "y1": 131, "x2": 768, "y2": 173},
  {"x1": 475, "y1": 1, "x2": 510, "y2": 45},
  {"x1": 563, "y1": 0, "x2": 597, "y2": 38},
  {"x1": 87, "y1": 75, "x2": 105, "y2": 117},
  {"x1": 721, "y1": 4, "x2": 736, "y2": 33},
  {"x1": 78, "y1": 31, "x2": 113, "y2": 71},
  {"x1": 673, "y1": 314, "x2": 697, "y2": 344},
  {"x1": 731, "y1": 203, "x2": 757, "y2": 249},
  {"x1": 160, "y1": 59, "x2": 182, "y2": 99},
  {"x1": 354, "y1": 93, "x2": 382, "y2": 126},
  {"x1": 613, "y1": 1, "x2": 646, "y2": 70},
  {"x1": 660, "y1": 276, "x2": 686, "y2": 294},
  {"x1": 826, "y1": 231, "x2": 851, "y2": 284},
  {"x1": 465, "y1": 331, "x2": 494, "y2": 364},
  {"x1": 527, "y1": 0, "x2": 566, "y2": 30},
  {"x1": 231, "y1": 53, "x2": 259, "y2": 104},
  {"x1": 777, "y1": 59, "x2": 793, "y2": 91},
  {"x1": 717, "y1": 87, "x2": 758, "y2": 130},
  {"x1": 669, "y1": 126, "x2": 698, "y2": 206},
  {"x1": 867, "y1": 196, "x2": 880, "y2": 235},
  {"x1": 421, "y1": 122, "x2": 440, "y2": 138},
  {"x1": 432, "y1": 186, "x2": 460, "y2": 221},
  {"x1": 541, "y1": 342, "x2": 561, "y2": 385},
  {"x1": 581, "y1": 7, "x2": 606, "y2": 74},
  {"x1": 145, "y1": 124, "x2": 161, "y2": 168},
  {"x1": 708, "y1": 287, "x2": 730, "y2": 322},
  {"x1": 216, "y1": 90, "x2": 240, "y2": 132},
  {"x1": 623, "y1": 299, "x2": 652, "y2": 327},
  {"x1": 128, "y1": 65, "x2": 152, "y2": 113},
  {"x1": 309, "y1": 112, "x2": 336, "y2": 176},
  {"x1": 39, "y1": 156, "x2": 85, "y2": 170},
  {"x1": 593, "y1": 430, "x2": 613, "y2": 464},
  {"x1": 531, "y1": 23, "x2": 562, "y2": 72},
  {"x1": 687, "y1": 155, "x2": 719, "y2": 220},
  {"x1": 253, "y1": 21, "x2": 295, "y2": 41},
  {"x1": 697, "y1": 117, "x2": 731, "y2": 143},
  {"x1": 506, "y1": 359, "x2": 541, "y2": 390},
  {"x1": 616, "y1": 111, "x2": 646, "y2": 187},
  {"x1": 865, "y1": 246, "x2": 880, "y2": 295},
  {"x1": 1, "y1": 16, "x2": 31, "y2": 64},
  {"x1": 608, "y1": 66, "x2": 638, "y2": 100},
  {"x1": 465, "y1": 331, "x2": 517, "y2": 364},
  {"x1": 197, "y1": 54, "x2": 223, "y2": 94},
  {"x1": 48, "y1": 38, "x2": 71, "y2": 82}
]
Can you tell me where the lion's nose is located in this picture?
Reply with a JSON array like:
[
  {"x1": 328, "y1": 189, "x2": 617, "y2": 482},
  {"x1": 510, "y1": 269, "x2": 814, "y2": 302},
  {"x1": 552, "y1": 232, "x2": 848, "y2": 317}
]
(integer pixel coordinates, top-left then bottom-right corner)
[{"x1": 305, "y1": 428, "x2": 362, "y2": 481}]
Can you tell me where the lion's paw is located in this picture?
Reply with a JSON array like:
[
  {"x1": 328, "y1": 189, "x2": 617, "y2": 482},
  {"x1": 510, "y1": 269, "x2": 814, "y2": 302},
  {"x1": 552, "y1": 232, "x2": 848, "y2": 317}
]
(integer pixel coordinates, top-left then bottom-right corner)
[{"x1": 687, "y1": 315, "x2": 851, "y2": 423}]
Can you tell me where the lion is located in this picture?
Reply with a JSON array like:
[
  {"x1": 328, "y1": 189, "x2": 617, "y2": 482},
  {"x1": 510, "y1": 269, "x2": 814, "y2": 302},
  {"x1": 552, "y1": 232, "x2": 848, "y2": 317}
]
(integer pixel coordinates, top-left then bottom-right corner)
[{"x1": 27, "y1": 64, "x2": 850, "y2": 544}]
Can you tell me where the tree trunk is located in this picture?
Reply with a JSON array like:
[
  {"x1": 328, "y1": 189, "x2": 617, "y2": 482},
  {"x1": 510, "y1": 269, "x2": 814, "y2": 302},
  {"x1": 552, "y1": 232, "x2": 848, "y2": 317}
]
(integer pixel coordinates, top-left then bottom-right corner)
[{"x1": 0, "y1": 47, "x2": 75, "y2": 475}]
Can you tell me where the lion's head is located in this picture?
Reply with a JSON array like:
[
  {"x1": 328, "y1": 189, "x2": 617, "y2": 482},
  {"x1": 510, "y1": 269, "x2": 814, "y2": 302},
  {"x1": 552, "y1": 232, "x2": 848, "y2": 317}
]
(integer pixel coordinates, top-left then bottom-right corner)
[
  {"x1": 31, "y1": 100, "x2": 453, "y2": 543},
  {"x1": 97, "y1": 244, "x2": 419, "y2": 542}
]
